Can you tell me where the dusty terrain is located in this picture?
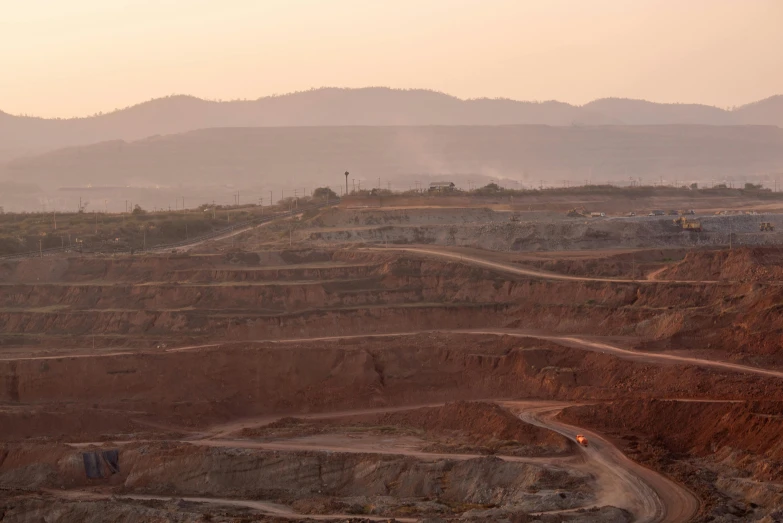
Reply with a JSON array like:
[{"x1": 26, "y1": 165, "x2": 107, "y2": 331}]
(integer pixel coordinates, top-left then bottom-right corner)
[{"x1": 2, "y1": 192, "x2": 783, "y2": 522}]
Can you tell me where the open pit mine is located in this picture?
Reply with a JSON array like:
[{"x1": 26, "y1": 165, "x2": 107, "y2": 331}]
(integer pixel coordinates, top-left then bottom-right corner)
[{"x1": 3, "y1": 192, "x2": 783, "y2": 523}]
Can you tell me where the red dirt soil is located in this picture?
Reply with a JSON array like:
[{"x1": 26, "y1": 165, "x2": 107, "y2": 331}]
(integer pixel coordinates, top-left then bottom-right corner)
[
  {"x1": 655, "y1": 247, "x2": 783, "y2": 282},
  {"x1": 559, "y1": 399, "x2": 783, "y2": 480},
  {"x1": 373, "y1": 401, "x2": 568, "y2": 448},
  {"x1": 258, "y1": 401, "x2": 574, "y2": 456}
]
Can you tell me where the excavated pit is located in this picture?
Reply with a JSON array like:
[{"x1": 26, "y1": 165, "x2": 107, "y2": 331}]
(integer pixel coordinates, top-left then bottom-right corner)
[{"x1": 3, "y1": 243, "x2": 783, "y2": 521}]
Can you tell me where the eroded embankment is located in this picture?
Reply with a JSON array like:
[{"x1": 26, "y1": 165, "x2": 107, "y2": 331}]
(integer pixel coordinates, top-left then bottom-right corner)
[
  {"x1": 654, "y1": 246, "x2": 783, "y2": 282},
  {"x1": 6, "y1": 246, "x2": 783, "y2": 371},
  {"x1": 559, "y1": 400, "x2": 783, "y2": 520},
  {"x1": 560, "y1": 400, "x2": 783, "y2": 480},
  {"x1": 0, "y1": 441, "x2": 596, "y2": 520},
  {"x1": 0, "y1": 249, "x2": 754, "y2": 355},
  {"x1": 2, "y1": 334, "x2": 781, "y2": 440}
]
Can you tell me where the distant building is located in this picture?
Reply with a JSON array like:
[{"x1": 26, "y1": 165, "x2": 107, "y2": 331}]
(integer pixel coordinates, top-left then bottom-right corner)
[{"x1": 428, "y1": 181, "x2": 456, "y2": 192}]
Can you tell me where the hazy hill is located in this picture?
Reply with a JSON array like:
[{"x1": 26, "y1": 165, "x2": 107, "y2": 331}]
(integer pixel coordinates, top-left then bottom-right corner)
[
  {"x1": 0, "y1": 88, "x2": 611, "y2": 154},
  {"x1": 584, "y1": 96, "x2": 783, "y2": 127},
  {"x1": 582, "y1": 98, "x2": 734, "y2": 125},
  {"x1": 2, "y1": 88, "x2": 782, "y2": 160},
  {"x1": 4, "y1": 125, "x2": 782, "y2": 190},
  {"x1": 734, "y1": 95, "x2": 783, "y2": 126}
]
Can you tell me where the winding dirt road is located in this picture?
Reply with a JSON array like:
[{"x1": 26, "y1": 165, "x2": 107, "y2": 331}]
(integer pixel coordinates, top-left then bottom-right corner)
[
  {"x1": 162, "y1": 329, "x2": 783, "y2": 381},
  {"x1": 366, "y1": 245, "x2": 717, "y2": 284},
  {"x1": 7, "y1": 327, "x2": 783, "y2": 382},
  {"x1": 210, "y1": 401, "x2": 698, "y2": 522},
  {"x1": 69, "y1": 400, "x2": 696, "y2": 522},
  {"x1": 509, "y1": 402, "x2": 699, "y2": 523}
]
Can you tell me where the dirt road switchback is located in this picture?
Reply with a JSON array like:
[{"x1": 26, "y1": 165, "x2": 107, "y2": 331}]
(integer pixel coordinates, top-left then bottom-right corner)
[{"x1": 508, "y1": 402, "x2": 700, "y2": 523}]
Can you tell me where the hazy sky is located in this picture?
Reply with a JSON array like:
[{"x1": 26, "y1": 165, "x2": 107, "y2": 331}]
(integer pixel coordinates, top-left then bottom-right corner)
[{"x1": 2, "y1": 0, "x2": 781, "y2": 118}]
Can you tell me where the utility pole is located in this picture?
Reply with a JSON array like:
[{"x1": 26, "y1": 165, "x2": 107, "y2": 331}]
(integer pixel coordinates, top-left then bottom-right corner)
[{"x1": 345, "y1": 171, "x2": 349, "y2": 196}]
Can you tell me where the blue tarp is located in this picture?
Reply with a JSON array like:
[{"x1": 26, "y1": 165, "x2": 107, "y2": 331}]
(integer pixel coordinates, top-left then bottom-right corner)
[
  {"x1": 82, "y1": 452, "x2": 102, "y2": 479},
  {"x1": 102, "y1": 449, "x2": 119, "y2": 474},
  {"x1": 82, "y1": 449, "x2": 120, "y2": 479}
]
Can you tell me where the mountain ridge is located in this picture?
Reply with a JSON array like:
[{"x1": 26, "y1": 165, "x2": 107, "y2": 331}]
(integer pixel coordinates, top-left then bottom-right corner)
[
  {"x1": 5, "y1": 124, "x2": 783, "y2": 189},
  {"x1": 3, "y1": 88, "x2": 780, "y2": 122},
  {"x1": 1, "y1": 88, "x2": 782, "y2": 162}
]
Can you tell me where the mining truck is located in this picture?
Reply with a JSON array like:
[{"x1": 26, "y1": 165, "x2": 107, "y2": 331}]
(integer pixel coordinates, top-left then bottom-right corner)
[
  {"x1": 575, "y1": 434, "x2": 589, "y2": 447},
  {"x1": 674, "y1": 216, "x2": 702, "y2": 232}
]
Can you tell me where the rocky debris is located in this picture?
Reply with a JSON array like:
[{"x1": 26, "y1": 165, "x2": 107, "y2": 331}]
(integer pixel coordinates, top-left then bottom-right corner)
[
  {"x1": 371, "y1": 401, "x2": 571, "y2": 456},
  {"x1": 306, "y1": 213, "x2": 783, "y2": 253},
  {"x1": 0, "y1": 444, "x2": 595, "y2": 520},
  {"x1": 0, "y1": 493, "x2": 311, "y2": 523},
  {"x1": 120, "y1": 446, "x2": 591, "y2": 510}
]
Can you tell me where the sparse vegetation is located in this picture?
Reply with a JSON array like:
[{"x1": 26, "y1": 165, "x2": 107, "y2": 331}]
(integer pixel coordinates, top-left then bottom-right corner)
[
  {"x1": 0, "y1": 204, "x2": 286, "y2": 256},
  {"x1": 312, "y1": 187, "x2": 338, "y2": 200}
]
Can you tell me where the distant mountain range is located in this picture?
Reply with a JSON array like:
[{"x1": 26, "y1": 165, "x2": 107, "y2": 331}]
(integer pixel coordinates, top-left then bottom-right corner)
[
  {"x1": 1, "y1": 88, "x2": 782, "y2": 160},
  {"x1": 5, "y1": 125, "x2": 783, "y2": 190}
]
